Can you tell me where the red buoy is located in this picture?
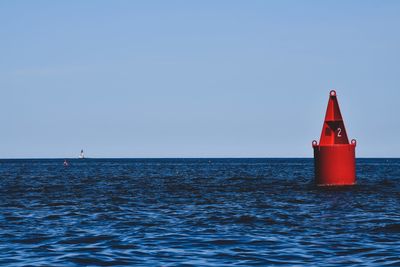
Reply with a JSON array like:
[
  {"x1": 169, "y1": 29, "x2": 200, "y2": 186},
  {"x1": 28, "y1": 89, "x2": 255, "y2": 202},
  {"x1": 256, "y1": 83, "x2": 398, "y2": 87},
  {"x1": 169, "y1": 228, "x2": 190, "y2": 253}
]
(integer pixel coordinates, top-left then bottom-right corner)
[{"x1": 312, "y1": 90, "x2": 356, "y2": 186}]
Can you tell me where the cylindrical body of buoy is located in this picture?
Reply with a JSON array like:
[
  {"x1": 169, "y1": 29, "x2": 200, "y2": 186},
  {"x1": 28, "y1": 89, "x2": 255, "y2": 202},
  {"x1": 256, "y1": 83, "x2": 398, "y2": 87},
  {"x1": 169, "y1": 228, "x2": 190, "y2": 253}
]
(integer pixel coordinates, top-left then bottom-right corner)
[
  {"x1": 312, "y1": 90, "x2": 356, "y2": 186},
  {"x1": 313, "y1": 142, "x2": 356, "y2": 186}
]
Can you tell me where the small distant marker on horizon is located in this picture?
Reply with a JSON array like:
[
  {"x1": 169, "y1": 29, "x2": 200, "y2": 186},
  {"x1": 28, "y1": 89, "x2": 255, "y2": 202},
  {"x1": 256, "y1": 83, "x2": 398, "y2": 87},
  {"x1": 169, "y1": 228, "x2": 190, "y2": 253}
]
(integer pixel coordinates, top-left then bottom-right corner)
[
  {"x1": 63, "y1": 159, "x2": 69, "y2": 167},
  {"x1": 79, "y1": 149, "x2": 85, "y2": 159}
]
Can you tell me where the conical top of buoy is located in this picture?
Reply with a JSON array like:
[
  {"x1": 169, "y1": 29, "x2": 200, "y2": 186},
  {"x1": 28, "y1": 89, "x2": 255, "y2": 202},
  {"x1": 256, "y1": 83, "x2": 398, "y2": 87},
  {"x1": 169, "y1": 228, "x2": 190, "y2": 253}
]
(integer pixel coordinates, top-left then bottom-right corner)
[{"x1": 319, "y1": 90, "x2": 349, "y2": 145}]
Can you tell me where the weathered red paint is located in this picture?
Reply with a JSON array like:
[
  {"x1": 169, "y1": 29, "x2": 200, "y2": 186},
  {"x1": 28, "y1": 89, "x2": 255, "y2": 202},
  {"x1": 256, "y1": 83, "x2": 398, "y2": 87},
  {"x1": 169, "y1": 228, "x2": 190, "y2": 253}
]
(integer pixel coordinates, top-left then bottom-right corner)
[{"x1": 312, "y1": 90, "x2": 356, "y2": 186}]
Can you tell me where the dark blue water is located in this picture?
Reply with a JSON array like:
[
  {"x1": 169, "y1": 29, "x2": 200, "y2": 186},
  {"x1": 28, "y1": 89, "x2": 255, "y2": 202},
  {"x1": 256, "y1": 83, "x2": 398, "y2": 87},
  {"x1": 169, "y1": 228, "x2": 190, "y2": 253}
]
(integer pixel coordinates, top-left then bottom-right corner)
[{"x1": 0, "y1": 159, "x2": 399, "y2": 266}]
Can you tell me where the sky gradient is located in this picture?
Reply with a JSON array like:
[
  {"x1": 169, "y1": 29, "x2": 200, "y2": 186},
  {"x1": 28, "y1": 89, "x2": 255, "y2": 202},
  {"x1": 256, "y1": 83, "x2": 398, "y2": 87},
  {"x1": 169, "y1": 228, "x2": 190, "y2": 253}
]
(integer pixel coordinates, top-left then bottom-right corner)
[{"x1": 1, "y1": 1, "x2": 399, "y2": 158}]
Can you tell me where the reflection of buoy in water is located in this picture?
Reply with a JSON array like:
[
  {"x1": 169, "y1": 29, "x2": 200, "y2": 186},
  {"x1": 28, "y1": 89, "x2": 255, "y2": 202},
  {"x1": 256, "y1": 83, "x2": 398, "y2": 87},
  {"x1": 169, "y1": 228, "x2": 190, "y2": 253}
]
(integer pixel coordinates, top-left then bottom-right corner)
[{"x1": 63, "y1": 160, "x2": 69, "y2": 167}]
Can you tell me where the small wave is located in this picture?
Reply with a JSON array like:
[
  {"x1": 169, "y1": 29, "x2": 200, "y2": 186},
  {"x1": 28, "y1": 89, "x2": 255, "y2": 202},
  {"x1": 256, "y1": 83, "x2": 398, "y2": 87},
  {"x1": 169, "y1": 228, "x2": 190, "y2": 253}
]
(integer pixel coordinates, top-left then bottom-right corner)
[
  {"x1": 210, "y1": 239, "x2": 238, "y2": 246},
  {"x1": 63, "y1": 255, "x2": 132, "y2": 266},
  {"x1": 235, "y1": 215, "x2": 257, "y2": 224},
  {"x1": 13, "y1": 235, "x2": 51, "y2": 245},
  {"x1": 58, "y1": 235, "x2": 116, "y2": 245},
  {"x1": 375, "y1": 223, "x2": 400, "y2": 233}
]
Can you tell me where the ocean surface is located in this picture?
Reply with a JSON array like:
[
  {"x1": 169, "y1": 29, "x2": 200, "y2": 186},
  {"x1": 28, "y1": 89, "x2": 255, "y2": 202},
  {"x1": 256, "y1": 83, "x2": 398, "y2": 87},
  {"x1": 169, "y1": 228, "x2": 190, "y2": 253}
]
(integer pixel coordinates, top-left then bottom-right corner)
[{"x1": 0, "y1": 158, "x2": 399, "y2": 266}]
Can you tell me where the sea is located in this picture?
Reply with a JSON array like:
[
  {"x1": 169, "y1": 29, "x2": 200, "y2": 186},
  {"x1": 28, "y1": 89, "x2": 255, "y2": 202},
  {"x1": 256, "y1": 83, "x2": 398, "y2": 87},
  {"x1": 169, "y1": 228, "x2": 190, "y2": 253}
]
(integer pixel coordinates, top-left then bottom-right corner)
[{"x1": 0, "y1": 158, "x2": 399, "y2": 266}]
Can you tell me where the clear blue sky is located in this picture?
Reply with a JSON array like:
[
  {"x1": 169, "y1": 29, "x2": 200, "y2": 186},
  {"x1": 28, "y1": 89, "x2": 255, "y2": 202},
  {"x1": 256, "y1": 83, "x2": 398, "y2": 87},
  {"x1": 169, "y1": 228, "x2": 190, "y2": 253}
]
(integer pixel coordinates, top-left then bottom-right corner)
[{"x1": 1, "y1": 1, "x2": 399, "y2": 158}]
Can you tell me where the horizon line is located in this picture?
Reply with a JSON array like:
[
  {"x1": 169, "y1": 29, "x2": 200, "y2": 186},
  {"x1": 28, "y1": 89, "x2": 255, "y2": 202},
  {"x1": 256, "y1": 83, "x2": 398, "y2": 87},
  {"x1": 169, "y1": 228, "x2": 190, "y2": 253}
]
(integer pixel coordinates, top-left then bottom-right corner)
[{"x1": 0, "y1": 157, "x2": 398, "y2": 160}]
